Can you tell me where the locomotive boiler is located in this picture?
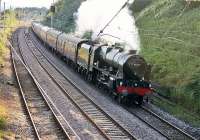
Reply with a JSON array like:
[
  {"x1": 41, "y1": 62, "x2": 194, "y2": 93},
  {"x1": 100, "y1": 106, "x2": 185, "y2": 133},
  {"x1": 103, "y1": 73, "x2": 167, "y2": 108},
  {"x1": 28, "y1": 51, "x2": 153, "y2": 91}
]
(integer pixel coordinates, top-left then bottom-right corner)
[{"x1": 31, "y1": 22, "x2": 153, "y2": 105}]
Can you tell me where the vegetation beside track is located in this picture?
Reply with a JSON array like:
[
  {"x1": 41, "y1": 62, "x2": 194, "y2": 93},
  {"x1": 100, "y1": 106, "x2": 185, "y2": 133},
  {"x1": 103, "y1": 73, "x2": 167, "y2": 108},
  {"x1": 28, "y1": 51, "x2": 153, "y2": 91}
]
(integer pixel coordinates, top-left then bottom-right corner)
[
  {"x1": 153, "y1": 96, "x2": 200, "y2": 127},
  {"x1": 0, "y1": 10, "x2": 18, "y2": 138},
  {"x1": 0, "y1": 105, "x2": 7, "y2": 137},
  {"x1": 43, "y1": 0, "x2": 84, "y2": 33},
  {"x1": 131, "y1": 0, "x2": 200, "y2": 126},
  {"x1": 15, "y1": 7, "x2": 47, "y2": 22},
  {"x1": 0, "y1": 10, "x2": 18, "y2": 65},
  {"x1": 41, "y1": 0, "x2": 200, "y2": 127}
]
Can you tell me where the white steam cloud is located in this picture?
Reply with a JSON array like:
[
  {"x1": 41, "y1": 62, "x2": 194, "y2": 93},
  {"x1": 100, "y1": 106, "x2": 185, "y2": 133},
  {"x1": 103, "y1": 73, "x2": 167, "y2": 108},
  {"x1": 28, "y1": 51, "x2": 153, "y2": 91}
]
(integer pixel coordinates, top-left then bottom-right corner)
[{"x1": 75, "y1": 0, "x2": 140, "y2": 51}]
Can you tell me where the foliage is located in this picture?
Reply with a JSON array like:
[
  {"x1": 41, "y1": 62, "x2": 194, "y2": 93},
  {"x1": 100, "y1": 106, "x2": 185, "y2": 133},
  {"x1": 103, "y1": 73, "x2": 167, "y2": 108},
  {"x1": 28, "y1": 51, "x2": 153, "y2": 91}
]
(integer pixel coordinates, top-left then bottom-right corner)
[
  {"x1": 153, "y1": 97, "x2": 200, "y2": 127},
  {"x1": 130, "y1": 0, "x2": 152, "y2": 13},
  {"x1": 0, "y1": 10, "x2": 18, "y2": 65},
  {"x1": 0, "y1": 105, "x2": 7, "y2": 138},
  {"x1": 0, "y1": 104, "x2": 7, "y2": 130},
  {"x1": 0, "y1": 117, "x2": 6, "y2": 130},
  {"x1": 82, "y1": 30, "x2": 93, "y2": 39},
  {"x1": 43, "y1": 0, "x2": 84, "y2": 33},
  {"x1": 0, "y1": 10, "x2": 18, "y2": 138},
  {"x1": 15, "y1": 7, "x2": 47, "y2": 21},
  {"x1": 131, "y1": 0, "x2": 200, "y2": 116}
]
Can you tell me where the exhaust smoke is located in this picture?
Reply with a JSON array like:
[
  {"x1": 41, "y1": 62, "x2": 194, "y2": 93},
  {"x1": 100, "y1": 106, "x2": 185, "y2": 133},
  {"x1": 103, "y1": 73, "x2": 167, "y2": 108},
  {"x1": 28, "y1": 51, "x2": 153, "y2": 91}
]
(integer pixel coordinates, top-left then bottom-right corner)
[{"x1": 75, "y1": 0, "x2": 140, "y2": 51}]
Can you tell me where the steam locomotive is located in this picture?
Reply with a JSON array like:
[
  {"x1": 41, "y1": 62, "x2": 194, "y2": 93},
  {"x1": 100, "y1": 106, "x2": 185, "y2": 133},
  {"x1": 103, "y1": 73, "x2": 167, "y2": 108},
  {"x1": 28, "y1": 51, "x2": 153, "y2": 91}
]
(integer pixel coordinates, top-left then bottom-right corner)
[{"x1": 31, "y1": 22, "x2": 153, "y2": 105}]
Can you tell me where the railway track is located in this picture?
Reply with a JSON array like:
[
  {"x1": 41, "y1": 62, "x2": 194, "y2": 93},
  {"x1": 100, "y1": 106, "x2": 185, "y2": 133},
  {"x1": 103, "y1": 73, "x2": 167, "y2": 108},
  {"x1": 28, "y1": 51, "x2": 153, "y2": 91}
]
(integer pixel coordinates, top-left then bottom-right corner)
[
  {"x1": 11, "y1": 29, "x2": 80, "y2": 140},
  {"x1": 152, "y1": 93, "x2": 200, "y2": 122},
  {"x1": 13, "y1": 27, "x2": 197, "y2": 140},
  {"x1": 28, "y1": 29, "x2": 198, "y2": 140},
  {"x1": 125, "y1": 104, "x2": 196, "y2": 140},
  {"x1": 28, "y1": 28, "x2": 198, "y2": 140},
  {"x1": 23, "y1": 29, "x2": 137, "y2": 140}
]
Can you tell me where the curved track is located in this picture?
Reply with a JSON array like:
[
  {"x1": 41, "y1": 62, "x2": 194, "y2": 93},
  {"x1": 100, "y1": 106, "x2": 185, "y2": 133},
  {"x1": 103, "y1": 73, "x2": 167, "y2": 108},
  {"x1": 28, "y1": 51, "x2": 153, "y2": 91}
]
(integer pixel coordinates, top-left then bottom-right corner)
[
  {"x1": 13, "y1": 26, "x2": 197, "y2": 140},
  {"x1": 28, "y1": 27, "x2": 195, "y2": 140},
  {"x1": 23, "y1": 28, "x2": 137, "y2": 140},
  {"x1": 11, "y1": 29, "x2": 80, "y2": 140},
  {"x1": 28, "y1": 27, "x2": 197, "y2": 140},
  {"x1": 125, "y1": 104, "x2": 196, "y2": 140}
]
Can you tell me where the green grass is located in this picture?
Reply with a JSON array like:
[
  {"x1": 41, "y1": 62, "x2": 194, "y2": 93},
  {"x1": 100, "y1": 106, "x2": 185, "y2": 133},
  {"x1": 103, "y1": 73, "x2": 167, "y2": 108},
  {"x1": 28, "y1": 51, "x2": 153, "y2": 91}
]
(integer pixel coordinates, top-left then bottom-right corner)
[
  {"x1": 153, "y1": 97, "x2": 200, "y2": 127},
  {"x1": 0, "y1": 117, "x2": 6, "y2": 130},
  {"x1": 0, "y1": 105, "x2": 7, "y2": 131},
  {"x1": 43, "y1": 0, "x2": 83, "y2": 33},
  {"x1": 0, "y1": 10, "x2": 18, "y2": 65},
  {"x1": 42, "y1": 0, "x2": 200, "y2": 126},
  {"x1": 0, "y1": 130, "x2": 5, "y2": 138},
  {"x1": 131, "y1": 0, "x2": 200, "y2": 124}
]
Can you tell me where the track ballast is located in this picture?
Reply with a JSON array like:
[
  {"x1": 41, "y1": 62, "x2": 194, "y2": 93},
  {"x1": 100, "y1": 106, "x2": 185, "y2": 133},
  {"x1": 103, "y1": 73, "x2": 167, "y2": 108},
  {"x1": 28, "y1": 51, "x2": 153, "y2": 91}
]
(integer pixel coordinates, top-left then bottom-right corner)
[
  {"x1": 11, "y1": 28, "x2": 80, "y2": 140},
  {"x1": 25, "y1": 28, "x2": 137, "y2": 140}
]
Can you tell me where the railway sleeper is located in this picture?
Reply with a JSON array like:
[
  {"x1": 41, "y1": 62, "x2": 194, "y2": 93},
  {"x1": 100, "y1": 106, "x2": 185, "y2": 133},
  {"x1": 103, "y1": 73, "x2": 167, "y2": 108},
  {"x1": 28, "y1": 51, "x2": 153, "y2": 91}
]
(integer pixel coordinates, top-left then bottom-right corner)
[
  {"x1": 28, "y1": 106, "x2": 50, "y2": 113},
  {"x1": 83, "y1": 108, "x2": 98, "y2": 112},
  {"x1": 36, "y1": 126, "x2": 62, "y2": 135},
  {"x1": 30, "y1": 110, "x2": 52, "y2": 116},
  {"x1": 27, "y1": 102, "x2": 47, "y2": 107},
  {"x1": 84, "y1": 110, "x2": 100, "y2": 114},
  {"x1": 94, "y1": 120, "x2": 113, "y2": 125},
  {"x1": 88, "y1": 113, "x2": 104, "y2": 118},
  {"x1": 31, "y1": 113, "x2": 53, "y2": 120},
  {"x1": 77, "y1": 101, "x2": 91, "y2": 107},
  {"x1": 80, "y1": 105, "x2": 95, "y2": 110},
  {"x1": 99, "y1": 124, "x2": 116, "y2": 128},
  {"x1": 104, "y1": 131, "x2": 125, "y2": 136},
  {"x1": 92, "y1": 116, "x2": 107, "y2": 120},
  {"x1": 72, "y1": 95, "x2": 90, "y2": 104},
  {"x1": 26, "y1": 97, "x2": 43, "y2": 101}
]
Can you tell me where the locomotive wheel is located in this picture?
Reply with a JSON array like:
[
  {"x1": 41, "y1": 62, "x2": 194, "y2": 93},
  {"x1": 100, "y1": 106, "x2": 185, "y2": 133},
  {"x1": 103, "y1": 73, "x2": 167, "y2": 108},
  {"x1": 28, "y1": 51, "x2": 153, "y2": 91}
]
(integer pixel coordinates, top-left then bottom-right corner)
[
  {"x1": 108, "y1": 90, "x2": 113, "y2": 96},
  {"x1": 125, "y1": 98, "x2": 132, "y2": 106},
  {"x1": 97, "y1": 81, "x2": 102, "y2": 89},
  {"x1": 77, "y1": 67, "x2": 80, "y2": 73},
  {"x1": 87, "y1": 73, "x2": 92, "y2": 82},
  {"x1": 117, "y1": 95, "x2": 123, "y2": 104},
  {"x1": 145, "y1": 97, "x2": 149, "y2": 103},
  {"x1": 135, "y1": 96, "x2": 143, "y2": 105},
  {"x1": 112, "y1": 92, "x2": 117, "y2": 100}
]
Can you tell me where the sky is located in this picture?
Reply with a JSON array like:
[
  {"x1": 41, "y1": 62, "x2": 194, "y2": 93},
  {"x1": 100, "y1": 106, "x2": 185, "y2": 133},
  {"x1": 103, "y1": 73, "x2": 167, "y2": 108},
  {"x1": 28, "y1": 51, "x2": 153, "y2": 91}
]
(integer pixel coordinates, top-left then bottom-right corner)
[{"x1": 1, "y1": 0, "x2": 58, "y2": 9}]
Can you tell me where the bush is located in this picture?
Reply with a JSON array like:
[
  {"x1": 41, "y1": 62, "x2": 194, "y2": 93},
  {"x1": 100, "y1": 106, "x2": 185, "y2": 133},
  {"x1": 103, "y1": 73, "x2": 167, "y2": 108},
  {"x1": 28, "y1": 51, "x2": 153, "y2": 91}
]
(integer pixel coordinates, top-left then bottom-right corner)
[
  {"x1": 0, "y1": 117, "x2": 6, "y2": 130},
  {"x1": 130, "y1": 0, "x2": 152, "y2": 13},
  {"x1": 0, "y1": 10, "x2": 17, "y2": 131},
  {"x1": 132, "y1": 0, "x2": 200, "y2": 116},
  {"x1": 43, "y1": 0, "x2": 83, "y2": 33},
  {"x1": 82, "y1": 30, "x2": 93, "y2": 40},
  {"x1": 186, "y1": 72, "x2": 200, "y2": 113}
]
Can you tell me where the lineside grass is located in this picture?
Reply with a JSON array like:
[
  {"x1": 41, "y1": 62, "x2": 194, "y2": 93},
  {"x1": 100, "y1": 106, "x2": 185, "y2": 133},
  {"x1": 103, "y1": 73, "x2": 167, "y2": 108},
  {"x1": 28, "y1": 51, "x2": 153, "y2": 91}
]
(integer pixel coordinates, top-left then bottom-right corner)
[
  {"x1": 153, "y1": 97, "x2": 200, "y2": 127},
  {"x1": 0, "y1": 10, "x2": 18, "y2": 138},
  {"x1": 0, "y1": 104, "x2": 7, "y2": 138},
  {"x1": 132, "y1": 0, "x2": 200, "y2": 126},
  {"x1": 0, "y1": 10, "x2": 18, "y2": 65}
]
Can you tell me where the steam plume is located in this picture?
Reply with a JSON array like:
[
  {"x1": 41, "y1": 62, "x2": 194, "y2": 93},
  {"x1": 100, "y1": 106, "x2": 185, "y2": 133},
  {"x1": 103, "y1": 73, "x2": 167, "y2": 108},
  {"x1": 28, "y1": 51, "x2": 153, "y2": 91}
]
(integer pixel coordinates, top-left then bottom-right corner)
[{"x1": 75, "y1": 0, "x2": 140, "y2": 51}]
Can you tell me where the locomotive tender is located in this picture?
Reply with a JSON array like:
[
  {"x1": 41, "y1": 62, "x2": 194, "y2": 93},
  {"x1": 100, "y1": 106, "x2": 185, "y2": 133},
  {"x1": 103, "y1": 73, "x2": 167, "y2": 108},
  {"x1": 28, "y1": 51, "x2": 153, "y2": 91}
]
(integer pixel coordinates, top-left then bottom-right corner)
[{"x1": 31, "y1": 22, "x2": 153, "y2": 105}]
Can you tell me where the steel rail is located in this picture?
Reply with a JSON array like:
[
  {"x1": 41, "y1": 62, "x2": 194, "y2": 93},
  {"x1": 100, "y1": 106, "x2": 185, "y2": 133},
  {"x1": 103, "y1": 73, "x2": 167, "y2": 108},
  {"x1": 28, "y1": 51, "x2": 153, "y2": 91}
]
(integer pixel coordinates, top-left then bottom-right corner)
[
  {"x1": 141, "y1": 105, "x2": 197, "y2": 140},
  {"x1": 10, "y1": 44, "x2": 41, "y2": 140},
  {"x1": 30, "y1": 28, "x2": 197, "y2": 140},
  {"x1": 27, "y1": 29, "x2": 137, "y2": 140},
  {"x1": 125, "y1": 106, "x2": 169, "y2": 139},
  {"x1": 10, "y1": 33, "x2": 74, "y2": 140},
  {"x1": 124, "y1": 104, "x2": 196, "y2": 140},
  {"x1": 19, "y1": 29, "x2": 81, "y2": 140}
]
